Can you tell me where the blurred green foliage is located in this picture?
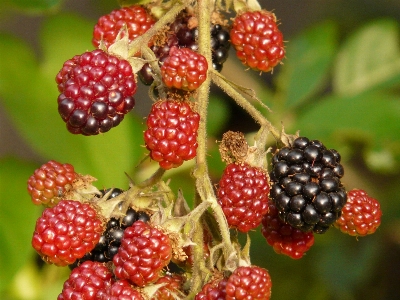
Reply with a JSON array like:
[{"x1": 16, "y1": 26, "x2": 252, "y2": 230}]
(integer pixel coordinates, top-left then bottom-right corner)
[{"x1": 0, "y1": 0, "x2": 399, "y2": 299}]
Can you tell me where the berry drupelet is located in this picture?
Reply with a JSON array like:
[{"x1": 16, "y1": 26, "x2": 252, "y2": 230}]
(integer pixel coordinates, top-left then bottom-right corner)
[
  {"x1": 27, "y1": 160, "x2": 76, "y2": 207},
  {"x1": 144, "y1": 99, "x2": 200, "y2": 169},
  {"x1": 335, "y1": 189, "x2": 382, "y2": 236},
  {"x1": 217, "y1": 162, "x2": 270, "y2": 232},
  {"x1": 230, "y1": 10, "x2": 285, "y2": 72},
  {"x1": 261, "y1": 202, "x2": 314, "y2": 259},
  {"x1": 92, "y1": 5, "x2": 155, "y2": 50},
  {"x1": 56, "y1": 49, "x2": 137, "y2": 135},
  {"x1": 32, "y1": 200, "x2": 104, "y2": 266},
  {"x1": 269, "y1": 136, "x2": 347, "y2": 234}
]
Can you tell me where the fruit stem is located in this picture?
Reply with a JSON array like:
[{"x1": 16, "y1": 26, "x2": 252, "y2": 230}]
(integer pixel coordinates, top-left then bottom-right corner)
[
  {"x1": 210, "y1": 70, "x2": 281, "y2": 140},
  {"x1": 141, "y1": 46, "x2": 166, "y2": 99},
  {"x1": 193, "y1": 0, "x2": 238, "y2": 275},
  {"x1": 137, "y1": 167, "x2": 165, "y2": 188},
  {"x1": 127, "y1": 2, "x2": 187, "y2": 57}
]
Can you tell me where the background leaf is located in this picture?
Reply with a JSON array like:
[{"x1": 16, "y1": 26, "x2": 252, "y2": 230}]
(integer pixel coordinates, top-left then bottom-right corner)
[
  {"x1": 3, "y1": 0, "x2": 61, "y2": 12},
  {"x1": 295, "y1": 91, "x2": 400, "y2": 171},
  {"x1": 0, "y1": 158, "x2": 41, "y2": 292},
  {"x1": 333, "y1": 19, "x2": 400, "y2": 96},
  {"x1": 276, "y1": 21, "x2": 338, "y2": 108}
]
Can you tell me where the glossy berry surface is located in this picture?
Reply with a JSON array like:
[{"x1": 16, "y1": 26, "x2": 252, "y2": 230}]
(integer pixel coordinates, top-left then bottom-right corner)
[
  {"x1": 70, "y1": 206, "x2": 150, "y2": 269},
  {"x1": 92, "y1": 5, "x2": 155, "y2": 50},
  {"x1": 113, "y1": 221, "x2": 172, "y2": 287},
  {"x1": 32, "y1": 200, "x2": 104, "y2": 266},
  {"x1": 101, "y1": 280, "x2": 143, "y2": 300},
  {"x1": 261, "y1": 203, "x2": 314, "y2": 259},
  {"x1": 269, "y1": 136, "x2": 347, "y2": 233},
  {"x1": 56, "y1": 49, "x2": 136, "y2": 135},
  {"x1": 57, "y1": 261, "x2": 113, "y2": 300},
  {"x1": 144, "y1": 100, "x2": 200, "y2": 169},
  {"x1": 225, "y1": 266, "x2": 272, "y2": 300},
  {"x1": 335, "y1": 189, "x2": 382, "y2": 236},
  {"x1": 27, "y1": 160, "x2": 76, "y2": 207},
  {"x1": 152, "y1": 274, "x2": 183, "y2": 299},
  {"x1": 230, "y1": 10, "x2": 285, "y2": 72},
  {"x1": 217, "y1": 163, "x2": 270, "y2": 232},
  {"x1": 161, "y1": 46, "x2": 208, "y2": 91},
  {"x1": 195, "y1": 278, "x2": 228, "y2": 300}
]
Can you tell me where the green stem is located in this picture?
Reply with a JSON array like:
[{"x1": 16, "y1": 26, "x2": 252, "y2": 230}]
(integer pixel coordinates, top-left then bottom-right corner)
[
  {"x1": 141, "y1": 46, "x2": 166, "y2": 99},
  {"x1": 210, "y1": 70, "x2": 281, "y2": 140},
  {"x1": 137, "y1": 167, "x2": 165, "y2": 189}
]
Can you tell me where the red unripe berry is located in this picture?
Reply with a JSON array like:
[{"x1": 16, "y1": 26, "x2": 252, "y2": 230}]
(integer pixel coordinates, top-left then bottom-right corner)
[
  {"x1": 32, "y1": 200, "x2": 104, "y2": 266},
  {"x1": 58, "y1": 261, "x2": 113, "y2": 300},
  {"x1": 144, "y1": 99, "x2": 200, "y2": 169},
  {"x1": 217, "y1": 163, "x2": 270, "y2": 232},
  {"x1": 152, "y1": 274, "x2": 184, "y2": 299},
  {"x1": 113, "y1": 221, "x2": 172, "y2": 287},
  {"x1": 102, "y1": 280, "x2": 144, "y2": 300},
  {"x1": 56, "y1": 49, "x2": 137, "y2": 135},
  {"x1": 225, "y1": 266, "x2": 272, "y2": 300},
  {"x1": 230, "y1": 10, "x2": 285, "y2": 72},
  {"x1": 27, "y1": 160, "x2": 76, "y2": 207},
  {"x1": 92, "y1": 5, "x2": 155, "y2": 50},
  {"x1": 161, "y1": 46, "x2": 208, "y2": 91},
  {"x1": 335, "y1": 189, "x2": 382, "y2": 236},
  {"x1": 195, "y1": 278, "x2": 228, "y2": 300},
  {"x1": 261, "y1": 203, "x2": 314, "y2": 259}
]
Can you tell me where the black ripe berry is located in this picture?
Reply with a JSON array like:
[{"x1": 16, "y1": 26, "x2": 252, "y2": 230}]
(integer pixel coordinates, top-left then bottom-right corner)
[{"x1": 269, "y1": 137, "x2": 347, "y2": 233}]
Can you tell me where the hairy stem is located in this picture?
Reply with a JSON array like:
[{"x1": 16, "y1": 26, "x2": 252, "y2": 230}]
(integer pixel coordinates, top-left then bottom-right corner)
[{"x1": 211, "y1": 70, "x2": 281, "y2": 140}]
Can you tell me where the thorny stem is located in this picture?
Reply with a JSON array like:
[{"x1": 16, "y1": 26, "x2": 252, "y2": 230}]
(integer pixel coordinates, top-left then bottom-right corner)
[
  {"x1": 193, "y1": 0, "x2": 238, "y2": 277},
  {"x1": 210, "y1": 70, "x2": 281, "y2": 140}
]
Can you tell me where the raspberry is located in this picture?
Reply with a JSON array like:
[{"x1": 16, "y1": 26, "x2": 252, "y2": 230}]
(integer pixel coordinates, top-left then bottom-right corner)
[
  {"x1": 101, "y1": 280, "x2": 144, "y2": 300},
  {"x1": 58, "y1": 261, "x2": 113, "y2": 300},
  {"x1": 261, "y1": 202, "x2": 314, "y2": 259},
  {"x1": 32, "y1": 200, "x2": 104, "y2": 266},
  {"x1": 56, "y1": 49, "x2": 137, "y2": 135},
  {"x1": 113, "y1": 220, "x2": 172, "y2": 287},
  {"x1": 195, "y1": 278, "x2": 228, "y2": 300},
  {"x1": 92, "y1": 5, "x2": 155, "y2": 50},
  {"x1": 335, "y1": 189, "x2": 382, "y2": 236},
  {"x1": 217, "y1": 163, "x2": 270, "y2": 232},
  {"x1": 152, "y1": 274, "x2": 184, "y2": 299},
  {"x1": 27, "y1": 160, "x2": 76, "y2": 207},
  {"x1": 161, "y1": 46, "x2": 208, "y2": 91},
  {"x1": 230, "y1": 10, "x2": 285, "y2": 72},
  {"x1": 269, "y1": 136, "x2": 347, "y2": 234},
  {"x1": 225, "y1": 266, "x2": 272, "y2": 300},
  {"x1": 144, "y1": 99, "x2": 200, "y2": 169}
]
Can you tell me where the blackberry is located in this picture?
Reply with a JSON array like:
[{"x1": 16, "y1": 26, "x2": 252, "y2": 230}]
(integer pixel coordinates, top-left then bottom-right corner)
[
  {"x1": 210, "y1": 24, "x2": 231, "y2": 72},
  {"x1": 269, "y1": 137, "x2": 347, "y2": 233},
  {"x1": 69, "y1": 189, "x2": 150, "y2": 269}
]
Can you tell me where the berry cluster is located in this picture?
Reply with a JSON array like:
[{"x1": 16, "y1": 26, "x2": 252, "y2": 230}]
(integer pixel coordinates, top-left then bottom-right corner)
[{"x1": 26, "y1": 1, "x2": 383, "y2": 299}]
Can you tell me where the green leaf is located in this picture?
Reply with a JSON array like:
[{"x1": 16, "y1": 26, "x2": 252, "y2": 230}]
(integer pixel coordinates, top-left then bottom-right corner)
[
  {"x1": 333, "y1": 19, "x2": 400, "y2": 96},
  {"x1": 277, "y1": 21, "x2": 338, "y2": 108},
  {"x1": 0, "y1": 158, "x2": 41, "y2": 292},
  {"x1": 4, "y1": 0, "x2": 61, "y2": 12},
  {"x1": 207, "y1": 96, "x2": 231, "y2": 137},
  {"x1": 295, "y1": 91, "x2": 400, "y2": 171},
  {"x1": 0, "y1": 14, "x2": 145, "y2": 188}
]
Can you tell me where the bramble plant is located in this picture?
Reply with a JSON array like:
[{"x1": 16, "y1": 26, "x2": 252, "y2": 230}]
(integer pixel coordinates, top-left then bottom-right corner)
[{"x1": 4, "y1": 0, "x2": 399, "y2": 299}]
